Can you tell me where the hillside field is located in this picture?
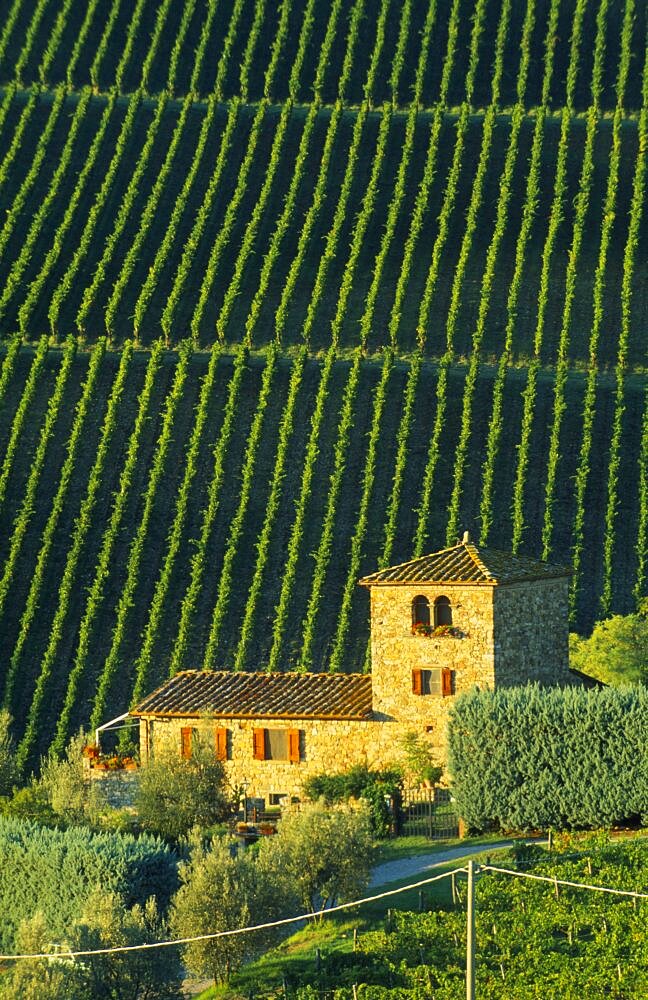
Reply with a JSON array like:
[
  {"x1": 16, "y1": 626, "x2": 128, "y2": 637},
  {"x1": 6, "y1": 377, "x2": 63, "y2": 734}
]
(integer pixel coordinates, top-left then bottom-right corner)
[{"x1": 0, "y1": 0, "x2": 645, "y2": 763}]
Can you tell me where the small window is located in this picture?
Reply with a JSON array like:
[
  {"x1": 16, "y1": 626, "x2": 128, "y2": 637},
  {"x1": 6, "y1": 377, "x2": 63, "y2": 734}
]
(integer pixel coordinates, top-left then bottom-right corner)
[
  {"x1": 434, "y1": 595, "x2": 452, "y2": 627},
  {"x1": 412, "y1": 595, "x2": 430, "y2": 627},
  {"x1": 412, "y1": 668, "x2": 453, "y2": 697},
  {"x1": 252, "y1": 728, "x2": 302, "y2": 762},
  {"x1": 269, "y1": 792, "x2": 287, "y2": 806}
]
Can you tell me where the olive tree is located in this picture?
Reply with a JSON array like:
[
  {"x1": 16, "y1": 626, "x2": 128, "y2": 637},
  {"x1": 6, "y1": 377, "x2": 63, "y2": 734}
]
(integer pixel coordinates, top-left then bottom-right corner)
[
  {"x1": 261, "y1": 800, "x2": 374, "y2": 915},
  {"x1": 170, "y1": 836, "x2": 297, "y2": 985},
  {"x1": 0, "y1": 893, "x2": 182, "y2": 1000},
  {"x1": 135, "y1": 735, "x2": 236, "y2": 840}
]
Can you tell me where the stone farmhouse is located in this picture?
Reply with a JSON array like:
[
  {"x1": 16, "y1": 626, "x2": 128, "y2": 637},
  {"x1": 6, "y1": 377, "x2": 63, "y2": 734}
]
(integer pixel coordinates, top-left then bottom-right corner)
[{"x1": 128, "y1": 534, "x2": 572, "y2": 804}]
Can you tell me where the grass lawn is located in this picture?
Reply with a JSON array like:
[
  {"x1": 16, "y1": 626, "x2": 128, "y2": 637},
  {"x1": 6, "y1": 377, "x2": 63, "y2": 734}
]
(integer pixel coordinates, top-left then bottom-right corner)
[{"x1": 371, "y1": 831, "x2": 507, "y2": 865}]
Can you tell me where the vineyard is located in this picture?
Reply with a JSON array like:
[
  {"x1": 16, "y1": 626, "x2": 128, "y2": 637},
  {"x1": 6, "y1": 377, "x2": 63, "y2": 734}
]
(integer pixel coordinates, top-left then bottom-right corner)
[
  {"x1": 246, "y1": 839, "x2": 648, "y2": 998},
  {"x1": 0, "y1": 0, "x2": 646, "y2": 762}
]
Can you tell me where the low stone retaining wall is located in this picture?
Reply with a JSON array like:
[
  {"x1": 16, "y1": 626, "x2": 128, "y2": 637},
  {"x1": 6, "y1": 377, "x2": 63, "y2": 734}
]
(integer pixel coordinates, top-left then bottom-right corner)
[{"x1": 85, "y1": 768, "x2": 140, "y2": 809}]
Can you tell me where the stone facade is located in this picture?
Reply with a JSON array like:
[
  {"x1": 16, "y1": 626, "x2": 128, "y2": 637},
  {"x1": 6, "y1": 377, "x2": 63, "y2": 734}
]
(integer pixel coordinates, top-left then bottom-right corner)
[
  {"x1": 85, "y1": 766, "x2": 140, "y2": 808},
  {"x1": 131, "y1": 541, "x2": 572, "y2": 801},
  {"x1": 369, "y1": 583, "x2": 495, "y2": 761},
  {"x1": 492, "y1": 578, "x2": 570, "y2": 687},
  {"x1": 139, "y1": 714, "x2": 403, "y2": 803},
  {"x1": 368, "y1": 576, "x2": 570, "y2": 759}
]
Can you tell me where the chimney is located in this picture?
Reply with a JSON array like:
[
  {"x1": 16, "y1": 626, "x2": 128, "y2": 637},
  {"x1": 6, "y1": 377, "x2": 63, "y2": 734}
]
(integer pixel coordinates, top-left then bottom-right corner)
[{"x1": 462, "y1": 531, "x2": 470, "y2": 544}]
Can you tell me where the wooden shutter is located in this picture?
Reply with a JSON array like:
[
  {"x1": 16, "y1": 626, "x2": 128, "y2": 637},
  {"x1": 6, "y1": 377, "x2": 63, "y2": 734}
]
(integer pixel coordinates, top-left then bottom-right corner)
[
  {"x1": 215, "y1": 727, "x2": 228, "y2": 761},
  {"x1": 441, "y1": 667, "x2": 453, "y2": 697},
  {"x1": 288, "y1": 729, "x2": 300, "y2": 763},
  {"x1": 412, "y1": 669, "x2": 423, "y2": 695},
  {"x1": 252, "y1": 728, "x2": 266, "y2": 760},
  {"x1": 180, "y1": 727, "x2": 193, "y2": 759}
]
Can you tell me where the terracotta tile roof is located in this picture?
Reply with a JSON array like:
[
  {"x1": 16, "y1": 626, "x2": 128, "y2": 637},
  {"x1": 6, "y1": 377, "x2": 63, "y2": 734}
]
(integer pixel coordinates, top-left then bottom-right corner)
[
  {"x1": 359, "y1": 540, "x2": 571, "y2": 587},
  {"x1": 131, "y1": 670, "x2": 373, "y2": 720}
]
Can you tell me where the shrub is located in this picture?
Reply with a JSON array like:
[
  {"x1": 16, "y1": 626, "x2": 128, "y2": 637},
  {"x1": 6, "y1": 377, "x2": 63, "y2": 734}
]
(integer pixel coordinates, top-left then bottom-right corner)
[
  {"x1": 264, "y1": 800, "x2": 374, "y2": 915},
  {"x1": 447, "y1": 685, "x2": 648, "y2": 831},
  {"x1": 570, "y1": 602, "x2": 648, "y2": 686},
  {"x1": 0, "y1": 817, "x2": 177, "y2": 952},
  {"x1": 303, "y1": 764, "x2": 402, "y2": 837},
  {"x1": 0, "y1": 893, "x2": 182, "y2": 999},
  {"x1": 135, "y1": 734, "x2": 236, "y2": 841}
]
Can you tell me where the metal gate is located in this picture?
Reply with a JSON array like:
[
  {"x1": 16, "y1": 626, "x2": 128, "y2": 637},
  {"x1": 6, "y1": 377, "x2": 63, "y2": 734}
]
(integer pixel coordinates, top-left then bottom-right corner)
[{"x1": 400, "y1": 785, "x2": 459, "y2": 839}]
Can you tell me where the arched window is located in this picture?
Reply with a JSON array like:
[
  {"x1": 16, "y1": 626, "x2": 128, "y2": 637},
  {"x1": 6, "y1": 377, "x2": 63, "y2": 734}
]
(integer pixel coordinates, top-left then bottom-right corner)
[
  {"x1": 434, "y1": 595, "x2": 452, "y2": 627},
  {"x1": 411, "y1": 595, "x2": 430, "y2": 628}
]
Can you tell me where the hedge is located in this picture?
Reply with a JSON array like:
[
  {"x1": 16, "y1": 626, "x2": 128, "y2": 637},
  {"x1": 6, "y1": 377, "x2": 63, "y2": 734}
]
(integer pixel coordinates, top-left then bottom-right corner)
[
  {"x1": 447, "y1": 685, "x2": 648, "y2": 832},
  {"x1": 0, "y1": 818, "x2": 177, "y2": 951}
]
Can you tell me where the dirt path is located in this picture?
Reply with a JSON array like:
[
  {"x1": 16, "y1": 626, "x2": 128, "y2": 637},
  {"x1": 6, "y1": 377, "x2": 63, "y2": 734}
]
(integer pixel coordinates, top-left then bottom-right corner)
[{"x1": 369, "y1": 838, "x2": 547, "y2": 888}]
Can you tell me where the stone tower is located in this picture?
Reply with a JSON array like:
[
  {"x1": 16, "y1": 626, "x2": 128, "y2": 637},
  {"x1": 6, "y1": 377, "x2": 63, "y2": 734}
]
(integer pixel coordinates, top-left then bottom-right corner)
[{"x1": 359, "y1": 534, "x2": 571, "y2": 754}]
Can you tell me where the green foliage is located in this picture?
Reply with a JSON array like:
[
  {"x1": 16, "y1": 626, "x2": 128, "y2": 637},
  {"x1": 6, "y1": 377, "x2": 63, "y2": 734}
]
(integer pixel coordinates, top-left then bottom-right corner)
[
  {"x1": 38, "y1": 732, "x2": 107, "y2": 827},
  {"x1": 0, "y1": 816, "x2": 177, "y2": 953},
  {"x1": 170, "y1": 834, "x2": 297, "y2": 984},
  {"x1": 0, "y1": 710, "x2": 18, "y2": 795},
  {"x1": 54, "y1": 341, "x2": 162, "y2": 754},
  {"x1": 265, "y1": 800, "x2": 374, "y2": 915},
  {"x1": 0, "y1": 334, "x2": 48, "y2": 512},
  {"x1": 0, "y1": 337, "x2": 76, "y2": 611},
  {"x1": 3, "y1": 339, "x2": 105, "y2": 715},
  {"x1": 570, "y1": 604, "x2": 648, "y2": 686},
  {"x1": 447, "y1": 685, "x2": 648, "y2": 831},
  {"x1": 218, "y1": 839, "x2": 645, "y2": 999},
  {"x1": 0, "y1": 893, "x2": 182, "y2": 999},
  {"x1": 398, "y1": 731, "x2": 443, "y2": 787},
  {"x1": 0, "y1": 0, "x2": 647, "y2": 757},
  {"x1": 303, "y1": 765, "x2": 401, "y2": 839},
  {"x1": 16, "y1": 343, "x2": 134, "y2": 770},
  {"x1": 135, "y1": 735, "x2": 235, "y2": 841}
]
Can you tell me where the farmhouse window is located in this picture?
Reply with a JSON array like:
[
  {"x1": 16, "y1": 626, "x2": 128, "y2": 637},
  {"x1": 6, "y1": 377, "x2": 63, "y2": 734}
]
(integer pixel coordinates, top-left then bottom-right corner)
[
  {"x1": 180, "y1": 726, "x2": 196, "y2": 759},
  {"x1": 412, "y1": 668, "x2": 453, "y2": 697},
  {"x1": 434, "y1": 595, "x2": 452, "y2": 627},
  {"x1": 252, "y1": 728, "x2": 302, "y2": 761},
  {"x1": 215, "y1": 727, "x2": 228, "y2": 761},
  {"x1": 412, "y1": 595, "x2": 430, "y2": 627}
]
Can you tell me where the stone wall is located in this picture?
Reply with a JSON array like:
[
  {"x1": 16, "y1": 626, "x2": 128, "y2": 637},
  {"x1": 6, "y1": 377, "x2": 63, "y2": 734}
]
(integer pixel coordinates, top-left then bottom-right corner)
[
  {"x1": 134, "y1": 577, "x2": 571, "y2": 792},
  {"x1": 369, "y1": 583, "x2": 496, "y2": 758},
  {"x1": 85, "y1": 766, "x2": 140, "y2": 808},
  {"x1": 493, "y1": 578, "x2": 570, "y2": 686},
  {"x1": 140, "y1": 714, "x2": 408, "y2": 803}
]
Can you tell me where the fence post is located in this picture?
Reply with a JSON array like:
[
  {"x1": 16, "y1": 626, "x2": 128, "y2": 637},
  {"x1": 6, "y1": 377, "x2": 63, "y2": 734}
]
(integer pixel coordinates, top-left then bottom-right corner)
[{"x1": 466, "y1": 860, "x2": 476, "y2": 1000}]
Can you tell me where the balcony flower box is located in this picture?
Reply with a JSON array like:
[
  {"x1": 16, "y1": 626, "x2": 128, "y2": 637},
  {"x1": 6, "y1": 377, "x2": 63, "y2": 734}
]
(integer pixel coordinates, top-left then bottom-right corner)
[{"x1": 411, "y1": 622, "x2": 467, "y2": 639}]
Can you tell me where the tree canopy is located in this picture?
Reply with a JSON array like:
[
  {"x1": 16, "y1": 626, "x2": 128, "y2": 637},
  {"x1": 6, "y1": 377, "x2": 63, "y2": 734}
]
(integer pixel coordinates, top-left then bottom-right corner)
[{"x1": 570, "y1": 601, "x2": 648, "y2": 686}]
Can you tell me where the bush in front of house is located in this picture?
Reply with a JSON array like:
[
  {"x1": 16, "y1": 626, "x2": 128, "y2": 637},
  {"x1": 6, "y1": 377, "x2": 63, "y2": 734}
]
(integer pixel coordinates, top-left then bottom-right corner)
[
  {"x1": 0, "y1": 816, "x2": 178, "y2": 953},
  {"x1": 171, "y1": 832, "x2": 298, "y2": 986},
  {"x1": 171, "y1": 801, "x2": 375, "y2": 986},
  {"x1": 447, "y1": 685, "x2": 648, "y2": 831},
  {"x1": 264, "y1": 800, "x2": 375, "y2": 915},
  {"x1": 135, "y1": 734, "x2": 237, "y2": 841},
  {"x1": 303, "y1": 764, "x2": 402, "y2": 837}
]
